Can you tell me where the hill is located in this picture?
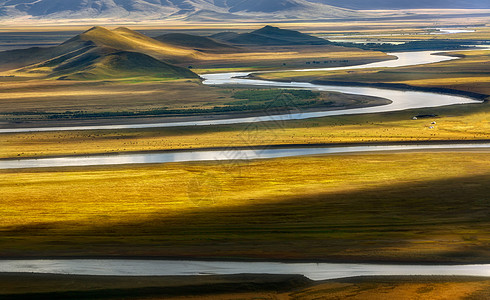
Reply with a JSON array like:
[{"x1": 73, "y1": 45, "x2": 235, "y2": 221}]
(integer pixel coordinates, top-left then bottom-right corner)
[
  {"x1": 211, "y1": 25, "x2": 331, "y2": 46},
  {"x1": 153, "y1": 33, "x2": 239, "y2": 53},
  {"x1": 23, "y1": 48, "x2": 199, "y2": 80},
  {"x1": 0, "y1": 26, "x2": 200, "y2": 80},
  {"x1": 0, "y1": 26, "x2": 200, "y2": 71}
]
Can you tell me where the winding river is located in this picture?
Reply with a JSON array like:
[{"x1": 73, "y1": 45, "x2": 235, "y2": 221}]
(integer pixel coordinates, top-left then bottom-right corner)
[
  {"x1": 0, "y1": 50, "x2": 484, "y2": 134},
  {"x1": 1, "y1": 143, "x2": 489, "y2": 169},
  {"x1": 2, "y1": 49, "x2": 489, "y2": 279}
]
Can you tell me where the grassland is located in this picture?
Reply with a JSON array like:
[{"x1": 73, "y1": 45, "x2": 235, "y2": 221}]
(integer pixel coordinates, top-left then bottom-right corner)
[
  {"x1": 1, "y1": 274, "x2": 489, "y2": 300},
  {"x1": 0, "y1": 273, "x2": 312, "y2": 299},
  {"x1": 1, "y1": 151, "x2": 489, "y2": 262},
  {"x1": 317, "y1": 26, "x2": 490, "y2": 42},
  {"x1": 0, "y1": 79, "x2": 387, "y2": 127}
]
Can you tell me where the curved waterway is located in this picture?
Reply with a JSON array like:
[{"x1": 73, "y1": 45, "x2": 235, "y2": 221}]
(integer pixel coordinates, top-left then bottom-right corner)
[
  {"x1": 1, "y1": 143, "x2": 489, "y2": 169},
  {"x1": 1, "y1": 259, "x2": 489, "y2": 280},
  {"x1": 0, "y1": 50, "x2": 483, "y2": 134}
]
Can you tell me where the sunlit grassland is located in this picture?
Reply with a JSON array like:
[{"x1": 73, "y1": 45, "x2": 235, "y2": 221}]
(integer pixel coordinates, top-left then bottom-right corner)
[
  {"x1": 0, "y1": 79, "x2": 225, "y2": 113},
  {"x1": 191, "y1": 49, "x2": 392, "y2": 73},
  {"x1": 0, "y1": 151, "x2": 489, "y2": 261},
  {"x1": 1, "y1": 101, "x2": 488, "y2": 159}
]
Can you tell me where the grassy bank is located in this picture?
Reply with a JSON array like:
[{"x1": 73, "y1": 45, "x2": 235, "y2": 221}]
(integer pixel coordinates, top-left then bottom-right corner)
[
  {"x1": 0, "y1": 79, "x2": 387, "y2": 122},
  {"x1": 0, "y1": 273, "x2": 312, "y2": 299},
  {"x1": 1, "y1": 151, "x2": 489, "y2": 262}
]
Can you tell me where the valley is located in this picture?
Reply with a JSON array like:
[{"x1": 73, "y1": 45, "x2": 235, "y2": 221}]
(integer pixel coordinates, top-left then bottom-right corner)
[{"x1": 0, "y1": 8, "x2": 489, "y2": 299}]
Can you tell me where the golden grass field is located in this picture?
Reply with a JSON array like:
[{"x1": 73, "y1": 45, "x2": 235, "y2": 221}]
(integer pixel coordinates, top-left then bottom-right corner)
[{"x1": 1, "y1": 151, "x2": 489, "y2": 261}]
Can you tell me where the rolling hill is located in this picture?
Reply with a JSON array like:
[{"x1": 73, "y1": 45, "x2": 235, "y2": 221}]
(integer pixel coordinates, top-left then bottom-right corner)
[
  {"x1": 211, "y1": 25, "x2": 331, "y2": 46},
  {"x1": 0, "y1": 26, "x2": 200, "y2": 80}
]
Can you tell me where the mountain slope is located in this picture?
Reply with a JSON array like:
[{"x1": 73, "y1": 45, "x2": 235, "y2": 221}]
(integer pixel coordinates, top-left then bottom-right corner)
[
  {"x1": 50, "y1": 49, "x2": 200, "y2": 80},
  {"x1": 74, "y1": 26, "x2": 199, "y2": 62},
  {"x1": 0, "y1": 26, "x2": 200, "y2": 80},
  {"x1": 211, "y1": 25, "x2": 331, "y2": 46}
]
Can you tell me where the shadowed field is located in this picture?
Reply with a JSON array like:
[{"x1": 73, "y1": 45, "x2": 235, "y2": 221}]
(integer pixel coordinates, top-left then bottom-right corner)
[{"x1": 1, "y1": 274, "x2": 490, "y2": 300}]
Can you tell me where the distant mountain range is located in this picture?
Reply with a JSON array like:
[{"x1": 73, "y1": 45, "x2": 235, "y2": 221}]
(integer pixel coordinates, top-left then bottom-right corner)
[
  {"x1": 0, "y1": 0, "x2": 362, "y2": 21},
  {"x1": 0, "y1": 25, "x2": 333, "y2": 80},
  {"x1": 1, "y1": 0, "x2": 488, "y2": 21},
  {"x1": 310, "y1": 0, "x2": 490, "y2": 9}
]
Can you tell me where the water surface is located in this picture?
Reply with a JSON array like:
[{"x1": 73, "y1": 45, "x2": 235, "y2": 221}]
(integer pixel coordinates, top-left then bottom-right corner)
[{"x1": 2, "y1": 143, "x2": 489, "y2": 169}]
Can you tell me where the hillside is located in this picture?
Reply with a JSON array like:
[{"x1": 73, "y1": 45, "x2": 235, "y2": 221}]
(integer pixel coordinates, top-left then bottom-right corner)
[
  {"x1": 0, "y1": 26, "x2": 200, "y2": 80},
  {"x1": 153, "y1": 33, "x2": 239, "y2": 53},
  {"x1": 75, "y1": 26, "x2": 199, "y2": 63},
  {"x1": 22, "y1": 48, "x2": 199, "y2": 80},
  {"x1": 211, "y1": 25, "x2": 331, "y2": 46}
]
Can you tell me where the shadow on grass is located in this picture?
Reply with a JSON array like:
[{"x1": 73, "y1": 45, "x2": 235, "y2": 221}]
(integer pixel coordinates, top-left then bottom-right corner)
[{"x1": 1, "y1": 173, "x2": 490, "y2": 262}]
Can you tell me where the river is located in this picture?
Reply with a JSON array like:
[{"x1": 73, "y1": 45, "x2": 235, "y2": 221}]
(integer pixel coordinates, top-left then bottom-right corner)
[
  {"x1": 1, "y1": 49, "x2": 489, "y2": 279},
  {"x1": 0, "y1": 259, "x2": 489, "y2": 280},
  {"x1": 1, "y1": 143, "x2": 489, "y2": 169}
]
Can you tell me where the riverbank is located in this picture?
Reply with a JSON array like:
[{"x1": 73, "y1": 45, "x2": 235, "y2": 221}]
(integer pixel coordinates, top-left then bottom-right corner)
[{"x1": 0, "y1": 273, "x2": 489, "y2": 300}]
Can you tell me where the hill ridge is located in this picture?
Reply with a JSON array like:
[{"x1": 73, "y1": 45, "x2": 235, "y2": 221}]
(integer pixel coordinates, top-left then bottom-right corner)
[{"x1": 0, "y1": 26, "x2": 201, "y2": 80}]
